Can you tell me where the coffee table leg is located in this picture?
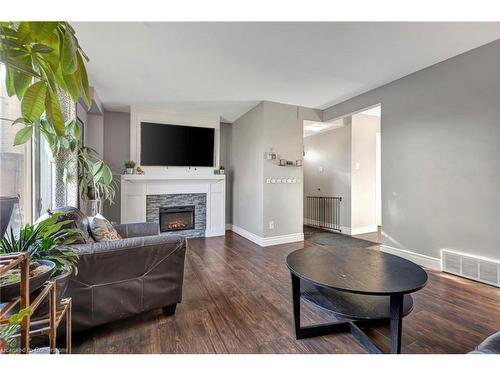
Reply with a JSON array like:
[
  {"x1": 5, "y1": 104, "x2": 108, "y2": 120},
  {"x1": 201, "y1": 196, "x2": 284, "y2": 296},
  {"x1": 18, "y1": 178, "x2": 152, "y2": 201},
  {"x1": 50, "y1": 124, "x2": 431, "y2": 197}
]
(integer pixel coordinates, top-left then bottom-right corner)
[
  {"x1": 291, "y1": 273, "x2": 301, "y2": 339},
  {"x1": 390, "y1": 294, "x2": 404, "y2": 354}
]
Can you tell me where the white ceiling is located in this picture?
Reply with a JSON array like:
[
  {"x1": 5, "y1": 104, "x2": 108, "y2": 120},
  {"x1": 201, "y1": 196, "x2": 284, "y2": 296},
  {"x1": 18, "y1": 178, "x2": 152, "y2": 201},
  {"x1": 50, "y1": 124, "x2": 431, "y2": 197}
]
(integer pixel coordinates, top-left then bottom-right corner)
[{"x1": 73, "y1": 22, "x2": 500, "y2": 122}]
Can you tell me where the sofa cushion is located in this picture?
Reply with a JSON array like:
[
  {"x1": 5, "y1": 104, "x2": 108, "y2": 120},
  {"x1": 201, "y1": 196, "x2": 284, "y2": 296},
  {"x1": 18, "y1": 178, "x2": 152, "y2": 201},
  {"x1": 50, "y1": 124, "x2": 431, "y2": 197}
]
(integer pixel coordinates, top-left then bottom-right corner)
[
  {"x1": 39, "y1": 206, "x2": 94, "y2": 244},
  {"x1": 88, "y1": 214, "x2": 122, "y2": 242}
]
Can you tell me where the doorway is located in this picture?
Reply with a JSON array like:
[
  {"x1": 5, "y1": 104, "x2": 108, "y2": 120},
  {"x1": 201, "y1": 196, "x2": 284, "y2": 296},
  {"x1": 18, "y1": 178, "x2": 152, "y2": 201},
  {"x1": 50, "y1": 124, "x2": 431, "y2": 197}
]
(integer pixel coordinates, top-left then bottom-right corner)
[{"x1": 303, "y1": 104, "x2": 382, "y2": 244}]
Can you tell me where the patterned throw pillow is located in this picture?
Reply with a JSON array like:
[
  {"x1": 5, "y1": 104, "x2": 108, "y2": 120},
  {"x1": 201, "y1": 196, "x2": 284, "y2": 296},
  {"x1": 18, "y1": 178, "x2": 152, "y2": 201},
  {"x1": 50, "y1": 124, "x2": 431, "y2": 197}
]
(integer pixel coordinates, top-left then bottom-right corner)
[{"x1": 88, "y1": 214, "x2": 122, "y2": 242}]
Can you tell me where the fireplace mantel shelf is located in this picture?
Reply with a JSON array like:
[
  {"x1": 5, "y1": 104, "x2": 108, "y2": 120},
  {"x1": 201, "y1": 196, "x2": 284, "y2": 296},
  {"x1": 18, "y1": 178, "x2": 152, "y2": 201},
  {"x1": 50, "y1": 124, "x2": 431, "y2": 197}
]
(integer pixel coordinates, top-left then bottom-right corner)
[{"x1": 121, "y1": 174, "x2": 225, "y2": 181}]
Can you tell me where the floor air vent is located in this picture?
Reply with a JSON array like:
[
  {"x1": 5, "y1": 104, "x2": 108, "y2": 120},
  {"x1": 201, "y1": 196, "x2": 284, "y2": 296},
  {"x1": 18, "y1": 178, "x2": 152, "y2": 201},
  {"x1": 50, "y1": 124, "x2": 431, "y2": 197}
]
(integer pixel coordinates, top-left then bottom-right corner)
[{"x1": 442, "y1": 249, "x2": 500, "y2": 288}]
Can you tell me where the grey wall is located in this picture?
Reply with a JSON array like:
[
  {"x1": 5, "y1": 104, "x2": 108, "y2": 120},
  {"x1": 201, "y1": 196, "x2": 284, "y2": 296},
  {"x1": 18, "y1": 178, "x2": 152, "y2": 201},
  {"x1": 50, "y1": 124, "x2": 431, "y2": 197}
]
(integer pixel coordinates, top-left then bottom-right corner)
[
  {"x1": 304, "y1": 118, "x2": 352, "y2": 228},
  {"x1": 323, "y1": 40, "x2": 500, "y2": 260},
  {"x1": 102, "y1": 111, "x2": 130, "y2": 223},
  {"x1": 220, "y1": 122, "x2": 232, "y2": 225},
  {"x1": 232, "y1": 101, "x2": 321, "y2": 239},
  {"x1": 231, "y1": 103, "x2": 265, "y2": 236},
  {"x1": 262, "y1": 102, "x2": 305, "y2": 237},
  {"x1": 103, "y1": 111, "x2": 131, "y2": 174}
]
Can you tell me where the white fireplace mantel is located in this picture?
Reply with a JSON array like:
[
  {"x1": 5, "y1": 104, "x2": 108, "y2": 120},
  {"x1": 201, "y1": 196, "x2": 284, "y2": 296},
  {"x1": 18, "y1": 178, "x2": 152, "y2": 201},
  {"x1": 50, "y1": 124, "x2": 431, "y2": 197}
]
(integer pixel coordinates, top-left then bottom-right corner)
[{"x1": 120, "y1": 174, "x2": 226, "y2": 237}]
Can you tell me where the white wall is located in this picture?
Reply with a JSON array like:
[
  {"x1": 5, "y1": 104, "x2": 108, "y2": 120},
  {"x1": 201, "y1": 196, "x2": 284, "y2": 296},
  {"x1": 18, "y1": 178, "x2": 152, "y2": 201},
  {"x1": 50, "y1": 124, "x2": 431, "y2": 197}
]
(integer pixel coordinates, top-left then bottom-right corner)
[
  {"x1": 351, "y1": 113, "x2": 380, "y2": 232},
  {"x1": 129, "y1": 107, "x2": 220, "y2": 175}
]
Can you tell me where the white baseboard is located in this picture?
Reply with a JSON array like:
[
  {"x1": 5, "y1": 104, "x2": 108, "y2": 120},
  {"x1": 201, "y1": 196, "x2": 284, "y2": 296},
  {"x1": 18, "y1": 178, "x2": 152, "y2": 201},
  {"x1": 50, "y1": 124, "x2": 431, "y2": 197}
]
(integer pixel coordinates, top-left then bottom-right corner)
[
  {"x1": 261, "y1": 232, "x2": 304, "y2": 247},
  {"x1": 350, "y1": 225, "x2": 378, "y2": 235},
  {"x1": 225, "y1": 224, "x2": 232, "y2": 230},
  {"x1": 230, "y1": 225, "x2": 304, "y2": 247},
  {"x1": 205, "y1": 228, "x2": 226, "y2": 237},
  {"x1": 380, "y1": 244, "x2": 441, "y2": 270}
]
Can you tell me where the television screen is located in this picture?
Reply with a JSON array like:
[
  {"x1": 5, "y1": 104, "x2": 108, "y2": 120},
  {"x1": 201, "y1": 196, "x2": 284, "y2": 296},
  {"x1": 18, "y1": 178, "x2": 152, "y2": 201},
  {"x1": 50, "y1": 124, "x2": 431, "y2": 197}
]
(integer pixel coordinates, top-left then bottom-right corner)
[{"x1": 140, "y1": 122, "x2": 215, "y2": 167}]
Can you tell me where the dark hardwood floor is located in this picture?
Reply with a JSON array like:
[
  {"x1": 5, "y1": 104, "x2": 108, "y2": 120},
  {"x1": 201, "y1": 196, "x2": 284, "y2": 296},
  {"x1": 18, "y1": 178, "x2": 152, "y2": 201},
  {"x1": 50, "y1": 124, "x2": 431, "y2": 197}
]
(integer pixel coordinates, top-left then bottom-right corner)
[{"x1": 73, "y1": 230, "x2": 500, "y2": 354}]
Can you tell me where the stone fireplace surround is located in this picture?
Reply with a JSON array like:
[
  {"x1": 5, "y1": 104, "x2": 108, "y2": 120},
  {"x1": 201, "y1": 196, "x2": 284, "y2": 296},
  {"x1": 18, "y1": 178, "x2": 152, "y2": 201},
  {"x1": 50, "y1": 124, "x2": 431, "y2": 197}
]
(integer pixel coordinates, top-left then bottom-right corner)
[
  {"x1": 120, "y1": 174, "x2": 225, "y2": 237},
  {"x1": 147, "y1": 193, "x2": 206, "y2": 238}
]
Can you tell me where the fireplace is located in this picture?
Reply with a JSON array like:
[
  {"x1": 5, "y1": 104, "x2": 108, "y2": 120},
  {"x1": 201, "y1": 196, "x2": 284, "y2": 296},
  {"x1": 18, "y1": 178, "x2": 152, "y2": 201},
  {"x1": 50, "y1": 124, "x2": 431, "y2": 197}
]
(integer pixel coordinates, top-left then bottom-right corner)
[{"x1": 159, "y1": 205, "x2": 195, "y2": 232}]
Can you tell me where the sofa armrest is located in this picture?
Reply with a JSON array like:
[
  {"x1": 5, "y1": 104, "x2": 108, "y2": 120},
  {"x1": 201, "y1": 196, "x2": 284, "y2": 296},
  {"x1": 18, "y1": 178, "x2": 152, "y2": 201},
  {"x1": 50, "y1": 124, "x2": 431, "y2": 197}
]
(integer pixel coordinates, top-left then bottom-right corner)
[
  {"x1": 67, "y1": 234, "x2": 186, "y2": 332},
  {"x1": 113, "y1": 222, "x2": 159, "y2": 238}
]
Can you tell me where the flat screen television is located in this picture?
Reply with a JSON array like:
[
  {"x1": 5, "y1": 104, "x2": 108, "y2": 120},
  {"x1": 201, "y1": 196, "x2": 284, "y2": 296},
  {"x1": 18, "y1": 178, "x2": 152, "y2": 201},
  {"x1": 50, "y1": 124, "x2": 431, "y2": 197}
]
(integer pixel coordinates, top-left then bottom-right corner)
[{"x1": 140, "y1": 122, "x2": 215, "y2": 167}]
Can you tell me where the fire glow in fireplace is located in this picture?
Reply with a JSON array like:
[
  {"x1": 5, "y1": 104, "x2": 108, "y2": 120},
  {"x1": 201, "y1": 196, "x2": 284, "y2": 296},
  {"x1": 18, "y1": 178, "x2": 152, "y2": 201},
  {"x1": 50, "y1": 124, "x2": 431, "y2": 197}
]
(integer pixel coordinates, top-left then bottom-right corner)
[{"x1": 159, "y1": 205, "x2": 195, "y2": 232}]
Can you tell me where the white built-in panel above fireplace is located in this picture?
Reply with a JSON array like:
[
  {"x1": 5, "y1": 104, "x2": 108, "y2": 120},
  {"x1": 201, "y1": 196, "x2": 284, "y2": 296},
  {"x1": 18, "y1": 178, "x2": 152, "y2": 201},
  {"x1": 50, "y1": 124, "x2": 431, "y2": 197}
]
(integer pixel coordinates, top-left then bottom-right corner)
[{"x1": 120, "y1": 174, "x2": 225, "y2": 237}]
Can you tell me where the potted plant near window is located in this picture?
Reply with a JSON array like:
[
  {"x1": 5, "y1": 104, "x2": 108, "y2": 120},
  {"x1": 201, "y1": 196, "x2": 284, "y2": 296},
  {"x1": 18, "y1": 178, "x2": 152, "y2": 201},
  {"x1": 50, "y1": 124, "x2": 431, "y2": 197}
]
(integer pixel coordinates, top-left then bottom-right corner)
[
  {"x1": 0, "y1": 212, "x2": 81, "y2": 306},
  {"x1": 78, "y1": 147, "x2": 117, "y2": 216},
  {"x1": 124, "y1": 160, "x2": 136, "y2": 175}
]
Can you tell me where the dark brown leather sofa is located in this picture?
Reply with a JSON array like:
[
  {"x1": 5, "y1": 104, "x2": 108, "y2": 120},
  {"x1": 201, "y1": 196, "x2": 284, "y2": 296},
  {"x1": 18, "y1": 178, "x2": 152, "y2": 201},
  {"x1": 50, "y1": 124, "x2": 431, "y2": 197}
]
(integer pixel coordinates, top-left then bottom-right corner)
[{"x1": 53, "y1": 207, "x2": 186, "y2": 332}]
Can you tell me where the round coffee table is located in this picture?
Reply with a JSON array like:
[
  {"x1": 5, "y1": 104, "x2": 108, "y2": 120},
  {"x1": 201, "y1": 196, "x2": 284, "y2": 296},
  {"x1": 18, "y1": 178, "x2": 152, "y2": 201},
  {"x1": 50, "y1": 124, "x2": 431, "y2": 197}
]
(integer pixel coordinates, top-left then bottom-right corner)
[{"x1": 286, "y1": 246, "x2": 427, "y2": 354}]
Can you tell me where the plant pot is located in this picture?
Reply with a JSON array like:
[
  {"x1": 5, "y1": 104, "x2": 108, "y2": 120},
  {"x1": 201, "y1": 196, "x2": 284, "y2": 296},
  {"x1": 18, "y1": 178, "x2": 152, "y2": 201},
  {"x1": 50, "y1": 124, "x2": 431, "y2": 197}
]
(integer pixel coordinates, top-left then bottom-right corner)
[
  {"x1": 0, "y1": 260, "x2": 56, "y2": 302},
  {"x1": 126, "y1": 168, "x2": 134, "y2": 174},
  {"x1": 31, "y1": 268, "x2": 72, "y2": 318}
]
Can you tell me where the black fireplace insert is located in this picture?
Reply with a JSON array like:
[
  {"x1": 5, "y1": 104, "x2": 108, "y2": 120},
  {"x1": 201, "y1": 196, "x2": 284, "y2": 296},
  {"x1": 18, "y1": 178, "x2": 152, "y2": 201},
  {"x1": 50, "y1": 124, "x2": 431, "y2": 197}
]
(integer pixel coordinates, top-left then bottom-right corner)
[{"x1": 159, "y1": 205, "x2": 195, "y2": 232}]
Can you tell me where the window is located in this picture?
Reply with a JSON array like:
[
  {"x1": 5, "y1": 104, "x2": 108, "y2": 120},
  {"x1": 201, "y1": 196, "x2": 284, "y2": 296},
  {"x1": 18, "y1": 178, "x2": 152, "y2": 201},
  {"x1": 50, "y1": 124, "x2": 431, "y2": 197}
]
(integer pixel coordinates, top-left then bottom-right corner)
[{"x1": 0, "y1": 64, "x2": 32, "y2": 225}]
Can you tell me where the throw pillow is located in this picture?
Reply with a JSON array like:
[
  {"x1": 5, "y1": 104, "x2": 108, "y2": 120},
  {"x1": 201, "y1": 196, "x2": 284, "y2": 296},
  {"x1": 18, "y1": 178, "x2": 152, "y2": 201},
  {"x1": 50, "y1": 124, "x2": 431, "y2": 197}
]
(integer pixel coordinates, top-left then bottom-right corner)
[{"x1": 88, "y1": 214, "x2": 122, "y2": 242}]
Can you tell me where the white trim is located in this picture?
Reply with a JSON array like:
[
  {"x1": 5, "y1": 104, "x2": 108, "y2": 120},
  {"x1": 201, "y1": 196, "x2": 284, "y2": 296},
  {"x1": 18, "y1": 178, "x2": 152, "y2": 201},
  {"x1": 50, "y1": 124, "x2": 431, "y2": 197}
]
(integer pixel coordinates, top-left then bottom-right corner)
[
  {"x1": 261, "y1": 233, "x2": 304, "y2": 247},
  {"x1": 230, "y1": 225, "x2": 264, "y2": 246},
  {"x1": 380, "y1": 244, "x2": 441, "y2": 270},
  {"x1": 225, "y1": 224, "x2": 233, "y2": 230},
  {"x1": 231, "y1": 225, "x2": 304, "y2": 247},
  {"x1": 350, "y1": 225, "x2": 378, "y2": 235}
]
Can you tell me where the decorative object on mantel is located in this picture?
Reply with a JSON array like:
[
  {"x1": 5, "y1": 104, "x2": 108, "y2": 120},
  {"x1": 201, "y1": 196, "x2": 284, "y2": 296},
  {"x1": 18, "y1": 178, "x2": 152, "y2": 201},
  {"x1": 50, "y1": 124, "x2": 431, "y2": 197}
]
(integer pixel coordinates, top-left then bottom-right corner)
[
  {"x1": 135, "y1": 166, "x2": 145, "y2": 175},
  {"x1": 215, "y1": 166, "x2": 225, "y2": 175},
  {"x1": 295, "y1": 159, "x2": 303, "y2": 167},
  {"x1": 124, "y1": 160, "x2": 136, "y2": 175}
]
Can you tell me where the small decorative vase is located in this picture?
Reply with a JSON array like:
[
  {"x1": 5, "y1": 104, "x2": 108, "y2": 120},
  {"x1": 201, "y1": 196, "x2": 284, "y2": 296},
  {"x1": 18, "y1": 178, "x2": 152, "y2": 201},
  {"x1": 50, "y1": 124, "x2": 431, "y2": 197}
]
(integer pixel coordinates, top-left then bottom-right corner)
[{"x1": 126, "y1": 168, "x2": 134, "y2": 174}]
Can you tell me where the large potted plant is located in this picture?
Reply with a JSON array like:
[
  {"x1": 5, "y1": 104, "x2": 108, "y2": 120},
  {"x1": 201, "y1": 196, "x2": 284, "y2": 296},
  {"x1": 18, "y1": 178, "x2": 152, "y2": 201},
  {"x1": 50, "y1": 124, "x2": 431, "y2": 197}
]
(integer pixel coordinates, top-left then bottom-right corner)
[
  {"x1": 0, "y1": 212, "x2": 81, "y2": 305},
  {"x1": 78, "y1": 146, "x2": 116, "y2": 215},
  {"x1": 0, "y1": 22, "x2": 91, "y2": 147}
]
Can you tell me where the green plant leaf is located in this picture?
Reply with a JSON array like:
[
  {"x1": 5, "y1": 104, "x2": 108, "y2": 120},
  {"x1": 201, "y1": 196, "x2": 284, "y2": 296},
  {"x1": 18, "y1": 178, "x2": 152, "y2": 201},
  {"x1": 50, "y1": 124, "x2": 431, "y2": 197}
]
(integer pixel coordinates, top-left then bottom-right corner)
[
  {"x1": 16, "y1": 22, "x2": 31, "y2": 43},
  {"x1": 61, "y1": 30, "x2": 77, "y2": 74},
  {"x1": 76, "y1": 51, "x2": 91, "y2": 107},
  {"x1": 19, "y1": 22, "x2": 58, "y2": 44},
  {"x1": 12, "y1": 117, "x2": 29, "y2": 126},
  {"x1": 45, "y1": 90, "x2": 65, "y2": 136},
  {"x1": 5, "y1": 66, "x2": 16, "y2": 96},
  {"x1": 101, "y1": 164, "x2": 113, "y2": 185},
  {"x1": 21, "y1": 81, "x2": 47, "y2": 122},
  {"x1": 3, "y1": 56, "x2": 40, "y2": 78},
  {"x1": 31, "y1": 43, "x2": 53, "y2": 54},
  {"x1": 63, "y1": 70, "x2": 80, "y2": 102},
  {"x1": 13, "y1": 126, "x2": 33, "y2": 145},
  {"x1": 12, "y1": 55, "x2": 33, "y2": 99}
]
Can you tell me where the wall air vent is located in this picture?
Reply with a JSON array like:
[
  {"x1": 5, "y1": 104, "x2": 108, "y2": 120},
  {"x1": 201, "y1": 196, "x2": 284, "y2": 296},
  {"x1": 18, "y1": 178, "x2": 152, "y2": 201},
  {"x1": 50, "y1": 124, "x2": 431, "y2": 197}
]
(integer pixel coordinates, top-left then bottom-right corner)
[{"x1": 441, "y1": 249, "x2": 500, "y2": 288}]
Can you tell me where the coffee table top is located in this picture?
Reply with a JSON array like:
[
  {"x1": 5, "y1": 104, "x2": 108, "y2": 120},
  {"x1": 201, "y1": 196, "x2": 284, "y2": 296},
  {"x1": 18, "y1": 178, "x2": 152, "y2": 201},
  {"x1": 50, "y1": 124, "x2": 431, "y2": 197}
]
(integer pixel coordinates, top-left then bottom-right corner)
[{"x1": 286, "y1": 247, "x2": 427, "y2": 296}]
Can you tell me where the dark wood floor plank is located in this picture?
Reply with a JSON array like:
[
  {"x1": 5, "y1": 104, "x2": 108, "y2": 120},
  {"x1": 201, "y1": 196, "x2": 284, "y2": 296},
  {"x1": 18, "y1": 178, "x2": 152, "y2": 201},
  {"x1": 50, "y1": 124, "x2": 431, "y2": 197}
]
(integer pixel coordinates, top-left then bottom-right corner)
[{"x1": 73, "y1": 230, "x2": 500, "y2": 354}]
